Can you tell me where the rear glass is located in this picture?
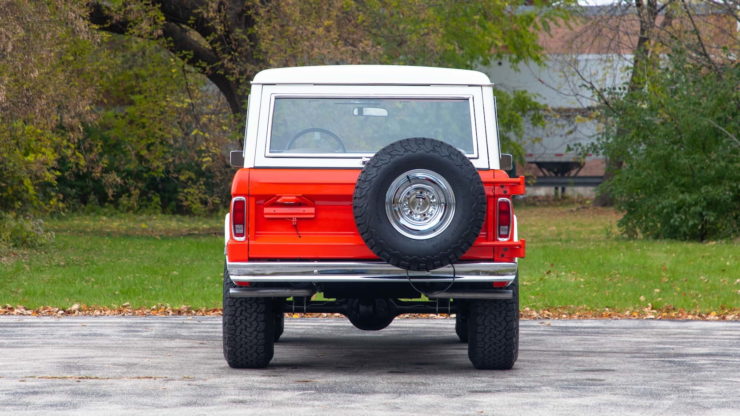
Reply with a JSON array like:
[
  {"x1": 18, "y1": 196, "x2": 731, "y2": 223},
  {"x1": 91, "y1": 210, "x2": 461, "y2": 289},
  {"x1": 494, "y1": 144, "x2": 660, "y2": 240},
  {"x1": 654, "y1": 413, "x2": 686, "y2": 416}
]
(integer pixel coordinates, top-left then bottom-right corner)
[{"x1": 268, "y1": 98, "x2": 475, "y2": 155}]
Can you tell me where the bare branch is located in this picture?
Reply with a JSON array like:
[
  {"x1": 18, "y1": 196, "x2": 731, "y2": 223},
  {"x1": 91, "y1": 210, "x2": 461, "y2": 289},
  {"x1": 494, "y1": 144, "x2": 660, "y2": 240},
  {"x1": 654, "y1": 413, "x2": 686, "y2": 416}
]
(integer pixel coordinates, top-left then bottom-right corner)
[{"x1": 680, "y1": 0, "x2": 722, "y2": 74}]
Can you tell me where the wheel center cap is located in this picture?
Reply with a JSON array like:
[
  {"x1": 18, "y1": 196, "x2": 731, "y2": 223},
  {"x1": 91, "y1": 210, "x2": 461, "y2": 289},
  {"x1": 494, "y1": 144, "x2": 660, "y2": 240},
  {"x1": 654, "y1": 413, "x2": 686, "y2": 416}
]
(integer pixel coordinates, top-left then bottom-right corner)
[
  {"x1": 385, "y1": 169, "x2": 456, "y2": 240},
  {"x1": 410, "y1": 192, "x2": 430, "y2": 213}
]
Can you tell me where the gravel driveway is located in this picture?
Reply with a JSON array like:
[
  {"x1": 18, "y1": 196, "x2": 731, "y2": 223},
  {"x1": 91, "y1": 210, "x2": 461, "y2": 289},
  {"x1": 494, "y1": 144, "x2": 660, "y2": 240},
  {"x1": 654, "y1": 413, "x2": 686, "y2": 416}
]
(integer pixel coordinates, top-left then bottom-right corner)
[{"x1": 1, "y1": 317, "x2": 738, "y2": 415}]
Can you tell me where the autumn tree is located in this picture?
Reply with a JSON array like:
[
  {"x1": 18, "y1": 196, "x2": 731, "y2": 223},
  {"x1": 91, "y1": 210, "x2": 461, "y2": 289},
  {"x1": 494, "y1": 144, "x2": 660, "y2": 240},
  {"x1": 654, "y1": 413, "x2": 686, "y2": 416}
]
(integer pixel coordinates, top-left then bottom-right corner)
[
  {"x1": 87, "y1": 0, "x2": 570, "y2": 115},
  {"x1": 2, "y1": 0, "x2": 572, "y2": 231},
  {"x1": 0, "y1": 0, "x2": 236, "y2": 221},
  {"x1": 0, "y1": 0, "x2": 95, "y2": 214},
  {"x1": 569, "y1": 1, "x2": 739, "y2": 239}
]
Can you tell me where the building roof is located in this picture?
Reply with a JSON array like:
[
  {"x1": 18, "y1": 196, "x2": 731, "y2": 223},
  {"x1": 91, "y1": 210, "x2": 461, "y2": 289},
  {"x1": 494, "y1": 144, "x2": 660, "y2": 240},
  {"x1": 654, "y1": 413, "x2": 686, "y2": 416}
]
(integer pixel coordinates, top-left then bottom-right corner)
[{"x1": 252, "y1": 65, "x2": 493, "y2": 86}]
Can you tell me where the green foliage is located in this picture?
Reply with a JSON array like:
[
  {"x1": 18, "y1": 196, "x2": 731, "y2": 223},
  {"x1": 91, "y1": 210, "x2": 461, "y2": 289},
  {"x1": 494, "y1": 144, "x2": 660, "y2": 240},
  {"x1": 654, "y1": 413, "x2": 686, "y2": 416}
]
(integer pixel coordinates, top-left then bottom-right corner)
[
  {"x1": 361, "y1": 0, "x2": 572, "y2": 68},
  {"x1": 254, "y1": 0, "x2": 383, "y2": 68},
  {"x1": 1, "y1": 1, "x2": 236, "y2": 216},
  {"x1": 372, "y1": 0, "x2": 557, "y2": 168},
  {"x1": 2, "y1": 0, "x2": 568, "y2": 219},
  {"x1": 56, "y1": 37, "x2": 235, "y2": 215},
  {"x1": 3, "y1": 209, "x2": 736, "y2": 311},
  {"x1": 0, "y1": 213, "x2": 54, "y2": 249},
  {"x1": 601, "y1": 53, "x2": 739, "y2": 241},
  {"x1": 0, "y1": 122, "x2": 66, "y2": 213},
  {"x1": 0, "y1": 0, "x2": 95, "y2": 215},
  {"x1": 256, "y1": 0, "x2": 557, "y2": 167}
]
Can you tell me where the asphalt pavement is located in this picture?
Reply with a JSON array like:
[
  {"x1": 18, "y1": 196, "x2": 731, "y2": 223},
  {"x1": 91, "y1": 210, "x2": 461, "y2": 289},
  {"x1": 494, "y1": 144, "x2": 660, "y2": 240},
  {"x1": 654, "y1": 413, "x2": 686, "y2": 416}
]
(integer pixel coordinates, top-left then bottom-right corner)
[{"x1": 0, "y1": 316, "x2": 738, "y2": 416}]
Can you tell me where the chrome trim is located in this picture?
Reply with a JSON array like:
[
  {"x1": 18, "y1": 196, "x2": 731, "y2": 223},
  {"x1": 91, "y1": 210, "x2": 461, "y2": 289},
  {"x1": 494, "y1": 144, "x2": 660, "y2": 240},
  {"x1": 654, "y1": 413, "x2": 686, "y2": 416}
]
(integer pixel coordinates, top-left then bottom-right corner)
[
  {"x1": 223, "y1": 213, "x2": 230, "y2": 253},
  {"x1": 385, "y1": 169, "x2": 455, "y2": 240},
  {"x1": 230, "y1": 197, "x2": 247, "y2": 242},
  {"x1": 253, "y1": 86, "x2": 491, "y2": 170},
  {"x1": 229, "y1": 288, "x2": 314, "y2": 298},
  {"x1": 496, "y1": 197, "x2": 512, "y2": 242},
  {"x1": 426, "y1": 290, "x2": 512, "y2": 300},
  {"x1": 264, "y1": 94, "x2": 479, "y2": 160},
  {"x1": 226, "y1": 261, "x2": 517, "y2": 283}
]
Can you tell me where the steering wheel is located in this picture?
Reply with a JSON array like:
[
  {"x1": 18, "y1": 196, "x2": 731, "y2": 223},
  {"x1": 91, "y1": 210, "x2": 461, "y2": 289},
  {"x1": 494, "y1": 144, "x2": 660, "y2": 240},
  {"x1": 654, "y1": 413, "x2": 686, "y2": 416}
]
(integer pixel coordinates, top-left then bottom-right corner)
[{"x1": 285, "y1": 128, "x2": 347, "y2": 153}]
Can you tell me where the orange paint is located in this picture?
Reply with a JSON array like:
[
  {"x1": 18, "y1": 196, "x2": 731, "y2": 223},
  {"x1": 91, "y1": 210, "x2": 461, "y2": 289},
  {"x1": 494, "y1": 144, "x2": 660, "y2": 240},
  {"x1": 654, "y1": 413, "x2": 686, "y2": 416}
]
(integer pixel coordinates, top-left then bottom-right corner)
[{"x1": 226, "y1": 168, "x2": 526, "y2": 262}]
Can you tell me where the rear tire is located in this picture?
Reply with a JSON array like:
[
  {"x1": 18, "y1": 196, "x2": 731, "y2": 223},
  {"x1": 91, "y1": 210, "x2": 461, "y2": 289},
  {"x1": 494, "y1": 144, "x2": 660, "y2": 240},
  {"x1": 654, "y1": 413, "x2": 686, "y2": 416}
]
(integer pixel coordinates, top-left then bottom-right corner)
[
  {"x1": 274, "y1": 310, "x2": 285, "y2": 342},
  {"x1": 455, "y1": 305, "x2": 468, "y2": 343},
  {"x1": 467, "y1": 277, "x2": 519, "y2": 369},
  {"x1": 222, "y1": 266, "x2": 275, "y2": 368}
]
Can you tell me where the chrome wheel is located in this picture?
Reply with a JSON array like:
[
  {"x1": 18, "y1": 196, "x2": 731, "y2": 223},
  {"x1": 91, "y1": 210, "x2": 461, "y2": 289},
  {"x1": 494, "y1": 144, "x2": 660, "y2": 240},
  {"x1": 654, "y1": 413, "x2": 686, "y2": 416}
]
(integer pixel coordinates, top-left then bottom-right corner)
[{"x1": 385, "y1": 169, "x2": 455, "y2": 240}]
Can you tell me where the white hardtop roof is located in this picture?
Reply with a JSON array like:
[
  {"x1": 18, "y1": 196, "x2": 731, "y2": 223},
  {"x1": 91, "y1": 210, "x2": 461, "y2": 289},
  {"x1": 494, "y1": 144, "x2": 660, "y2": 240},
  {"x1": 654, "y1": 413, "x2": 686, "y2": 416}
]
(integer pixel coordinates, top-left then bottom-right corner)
[{"x1": 252, "y1": 65, "x2": 493, "y2": 86}]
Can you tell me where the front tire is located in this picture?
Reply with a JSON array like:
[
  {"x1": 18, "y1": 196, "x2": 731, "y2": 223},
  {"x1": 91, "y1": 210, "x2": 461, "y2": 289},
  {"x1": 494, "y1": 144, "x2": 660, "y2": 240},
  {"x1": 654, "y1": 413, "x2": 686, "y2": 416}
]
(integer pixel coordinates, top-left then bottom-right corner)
[
  {"x1": 467, "y1": 277, "x2": 519, "y2": 369},
  {"x1": 222, "y1": 266, "x2": 275, "y2": 368},
  {"x1": 455, "y1": 304, "x2": 468, "y2": 343},
  {"x1": 274, "y1": 310, "x2": 285, "y2": 342}
]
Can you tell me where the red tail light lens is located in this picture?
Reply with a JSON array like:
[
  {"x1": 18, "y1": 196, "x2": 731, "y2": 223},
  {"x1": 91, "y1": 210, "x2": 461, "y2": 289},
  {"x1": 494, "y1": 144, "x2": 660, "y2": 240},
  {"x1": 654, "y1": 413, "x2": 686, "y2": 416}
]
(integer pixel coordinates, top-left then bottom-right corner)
[
  {"x1": 232, "y1": 197, "x2": 246, "y2": 240},
  {"x1": 497, "y1": 198, "x2": 512, "y2": 240}
]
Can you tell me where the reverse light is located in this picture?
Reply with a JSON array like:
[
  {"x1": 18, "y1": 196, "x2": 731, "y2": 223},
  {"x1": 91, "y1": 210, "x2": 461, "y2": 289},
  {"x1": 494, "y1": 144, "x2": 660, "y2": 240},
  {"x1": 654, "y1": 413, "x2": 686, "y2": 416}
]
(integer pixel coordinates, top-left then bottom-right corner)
[
  {"x1": 497, "y1": 198, "x2": 512, "y2": 241},
  {"x1": 232, "y1": 197, "x2": 247, "y2": 240}
]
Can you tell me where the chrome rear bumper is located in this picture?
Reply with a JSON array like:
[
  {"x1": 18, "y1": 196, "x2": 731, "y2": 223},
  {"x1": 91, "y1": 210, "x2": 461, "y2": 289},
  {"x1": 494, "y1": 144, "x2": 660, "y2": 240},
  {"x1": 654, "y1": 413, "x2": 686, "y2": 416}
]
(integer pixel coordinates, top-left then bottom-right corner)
[{"x1": 226, "y1": 261, "x2": 517, "y2": 285}]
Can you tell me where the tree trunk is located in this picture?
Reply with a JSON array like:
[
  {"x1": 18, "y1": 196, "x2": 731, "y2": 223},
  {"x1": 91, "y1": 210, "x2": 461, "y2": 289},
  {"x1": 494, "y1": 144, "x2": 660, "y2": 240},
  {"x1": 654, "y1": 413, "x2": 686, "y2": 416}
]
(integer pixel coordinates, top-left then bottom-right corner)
[
  {"x1": 594, "y1": 0, "x2": 672, "y2": 207},
  {"x1": 88, "y1": 0, "x2": 260, "y2": 116}
]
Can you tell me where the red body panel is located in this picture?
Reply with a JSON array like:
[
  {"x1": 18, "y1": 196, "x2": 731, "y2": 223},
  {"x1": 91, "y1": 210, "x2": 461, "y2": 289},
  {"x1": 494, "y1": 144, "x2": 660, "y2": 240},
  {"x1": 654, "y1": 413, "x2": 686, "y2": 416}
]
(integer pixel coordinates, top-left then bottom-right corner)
[{"x1": 227, "y1": 168, "x2": 525, "y2": 263}]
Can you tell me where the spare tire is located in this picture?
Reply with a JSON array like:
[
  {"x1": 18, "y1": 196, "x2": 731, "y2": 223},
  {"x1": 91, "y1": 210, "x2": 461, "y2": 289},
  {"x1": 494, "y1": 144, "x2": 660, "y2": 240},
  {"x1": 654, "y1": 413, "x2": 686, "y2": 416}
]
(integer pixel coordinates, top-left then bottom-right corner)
[{"x1": 353, "y1": 138, "x2": 486, "y2": 271}]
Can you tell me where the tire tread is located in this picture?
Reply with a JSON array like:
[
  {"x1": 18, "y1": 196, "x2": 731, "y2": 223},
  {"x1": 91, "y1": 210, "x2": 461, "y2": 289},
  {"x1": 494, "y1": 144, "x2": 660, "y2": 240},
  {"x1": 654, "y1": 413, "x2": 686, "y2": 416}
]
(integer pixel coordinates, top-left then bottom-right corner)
[
  {"x1": 467, "y1": 279, "x2": 519, "y2": 369},
  {"x1": 222, "y1": 267, "x2": 275, "y2": 368},
  {"x1": 353, "y1": 138, "x2": 486, "y2": 271}
]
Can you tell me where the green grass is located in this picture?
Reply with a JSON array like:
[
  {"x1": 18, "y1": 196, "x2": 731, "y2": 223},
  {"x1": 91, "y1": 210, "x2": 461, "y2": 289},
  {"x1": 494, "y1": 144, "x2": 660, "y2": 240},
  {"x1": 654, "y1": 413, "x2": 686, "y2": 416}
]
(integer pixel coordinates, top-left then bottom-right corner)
[
  {"x1": 0, "y1": 213, "x2": 224, "y2": 309},
  {"x1": 0, "y1": 207, "x2": 737, "y2": 312},
  {"x1": 517, "y1": 205, "x2": 738, "y2": 312}
]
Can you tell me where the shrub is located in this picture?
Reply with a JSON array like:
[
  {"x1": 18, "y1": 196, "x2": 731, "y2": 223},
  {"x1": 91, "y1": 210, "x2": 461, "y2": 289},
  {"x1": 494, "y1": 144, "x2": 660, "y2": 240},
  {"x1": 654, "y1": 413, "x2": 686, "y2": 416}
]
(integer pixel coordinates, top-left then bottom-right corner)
[
  {"x1": 55, "y1": 38, "x2": 235, "y2": 216},
  {"x1": 601, "y1": 54, "x2": 739, "y2": 241},
  {"x1": 0, "y1": 212, "x2": 54, "y2": 249}
]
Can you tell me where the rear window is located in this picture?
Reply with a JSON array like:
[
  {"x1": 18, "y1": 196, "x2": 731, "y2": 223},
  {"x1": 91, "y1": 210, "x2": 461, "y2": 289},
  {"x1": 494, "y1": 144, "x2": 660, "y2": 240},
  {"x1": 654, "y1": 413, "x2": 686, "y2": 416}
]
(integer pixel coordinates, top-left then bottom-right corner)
[{"x1": 268, "y1": 97, "x2": 475, "y2": 156}]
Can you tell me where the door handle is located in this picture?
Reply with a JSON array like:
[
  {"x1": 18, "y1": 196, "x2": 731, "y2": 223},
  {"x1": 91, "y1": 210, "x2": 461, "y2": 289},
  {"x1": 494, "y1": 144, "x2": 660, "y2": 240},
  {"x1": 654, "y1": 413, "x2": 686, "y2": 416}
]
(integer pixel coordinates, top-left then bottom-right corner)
[{"x1": 263, "y1": 195, "x2": 315, "y2": 219}]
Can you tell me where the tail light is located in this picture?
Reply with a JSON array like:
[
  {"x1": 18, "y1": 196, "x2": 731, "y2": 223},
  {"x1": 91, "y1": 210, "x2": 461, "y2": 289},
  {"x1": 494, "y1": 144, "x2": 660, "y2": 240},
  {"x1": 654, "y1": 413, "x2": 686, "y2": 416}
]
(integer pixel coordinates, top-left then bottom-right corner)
[
  {"x1": 497, "y1": 198, "x2": 512, "y2": 241},
  {"x1": 232, "y1": 197, "x2": 247, "y2": 240}
]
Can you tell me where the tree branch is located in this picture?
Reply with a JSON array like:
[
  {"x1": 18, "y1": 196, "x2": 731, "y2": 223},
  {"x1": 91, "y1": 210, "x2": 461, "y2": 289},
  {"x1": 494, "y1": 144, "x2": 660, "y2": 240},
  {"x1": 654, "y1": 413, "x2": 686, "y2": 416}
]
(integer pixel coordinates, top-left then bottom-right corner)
[
  {"x1": 162, "y1": 22, "x2": 219, "y2": 67},
  {"x1": 680, "y1": 0, "x2": 721, "y2": 75},
  {"x1": 152, "y1": 0, "x2": 219, "y2": 40},
  {"x1": 160, "y1": 22, "x2": 243, "y2": 112},
  {"x1": 87, "y1": 1, "x2": 246, "y2": 114}
]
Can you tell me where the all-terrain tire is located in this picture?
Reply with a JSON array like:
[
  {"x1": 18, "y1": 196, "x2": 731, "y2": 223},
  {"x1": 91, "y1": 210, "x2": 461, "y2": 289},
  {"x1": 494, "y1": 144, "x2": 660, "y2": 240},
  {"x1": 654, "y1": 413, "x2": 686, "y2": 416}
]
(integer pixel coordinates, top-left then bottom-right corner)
[
  {"x1": 222, "y1": 266, "x2": 275, "y2": 368},
  {"x1": 467, "y1": 277, "x2": 519, "y2": 369},
  {"x1": 455, "y1": 304, "x2": 468, "y2": 343},
  {"x1": 353, "y1": 138, "x2": 486, "y2": 271},
  {"x1": 274, "y1": 310, "x2": 285, "y2": 342}
]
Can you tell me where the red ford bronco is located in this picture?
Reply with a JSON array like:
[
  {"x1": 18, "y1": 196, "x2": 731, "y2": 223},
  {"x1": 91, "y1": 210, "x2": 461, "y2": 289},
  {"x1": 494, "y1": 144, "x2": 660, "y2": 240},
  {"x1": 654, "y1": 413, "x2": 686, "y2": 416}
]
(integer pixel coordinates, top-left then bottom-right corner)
[{"x1": 224, "y1": 65, "x2": 525, "y2": 369}]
